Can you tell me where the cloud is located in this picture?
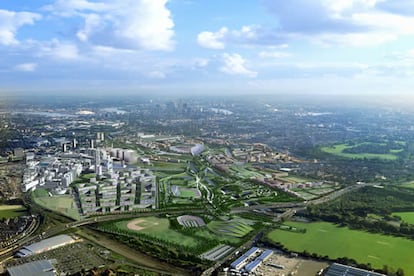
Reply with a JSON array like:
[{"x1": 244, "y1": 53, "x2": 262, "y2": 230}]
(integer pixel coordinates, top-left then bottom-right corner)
[
  {"x1": 258, "y1": 51, "x2": 292, "y2": 58},
  {"x1": 220, "y1": 53, "x2": 257, "y2": 78},
  {"x1": 43, "y1": 0, "x2": 109, "y2": 17},
  {"x1": 197, "y1": 25, "x2": 287, "y2": 49},
  {"x1": 148, "y1": 71, "x2": 166, "y2": 79},
  {"x1": 38, "y1": 40, "x2": 80, "y2": 60},
  {"x1": 262, "y1": 0, "x2": 363, "y2": 34},
  {"x1": 257, "y1": 0, "x2": 414, "y2": 46},
  {"x1": 193, "y1": 58, "x2": 209, "y2": 67},
  {"x1": 14, "y1": 63, "x2": 37, "y2": 72},
  {"x1": 45, "y1": 0, "x2": 175, "y2": 51},
  {"x1": 197, "y1": 27, "x2": 228, "y2": 49},
  {"x1": 76, "y1": 13, "x2": 102, "y2": 42},
  {"x1": 0, "y1": 9, "x2": 41, "y2": 45},
  {"x1": 90, "y1": 45, "x2": 137, "y2": 56},
  {"x1": 376, "y1": 0, "x2": 414, "y2": 16}
]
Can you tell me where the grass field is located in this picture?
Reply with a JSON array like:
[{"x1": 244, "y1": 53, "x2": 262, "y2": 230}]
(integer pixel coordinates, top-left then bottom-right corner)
[
  {"x1": 0, "y1": 205, "x2": 28, "y2": 218},
  {"x1": 32, "y1": 188, "x2": 80, "y2": 220},
  {"x1": 283, "y1": 175, "x2": 313, "y2": 183},
  {"x1": 194, "y1": 229, "x2": 241, "y2": 244},
  {"x1": 392, "y1": 212, "x2": 414, "y2": 225},
  {"x1": 179, "y1": 188, "x2": 201, "y2": 198},
  {"x1": 116, "y1": 216, "x2": 200, "y2": 247},
  {"x1": 207, "y1": 219, "x2": 253, "y2": 238},
  {"x1": 268, "y1": 221, "x2": 414, "y2": 273},
  {"x1": 229, "y1": 166, "x2": 265, "y2": 178},
  {"x1": 400, "y1": 181, "x2": 414, "y2": 189},
  {"x1": 321, "y1": 143, "x2": 398, "y2": 160}
]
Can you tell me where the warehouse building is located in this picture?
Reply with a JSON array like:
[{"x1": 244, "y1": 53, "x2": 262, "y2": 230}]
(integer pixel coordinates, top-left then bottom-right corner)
[
  {"x1": 245, "y1": 258, "x2": 262, "y2": 273},
  {"x1": 230, "y1": 247, "x2": 260, "y2": 270},
  {"x1": 324, "y1": 263, "x2": 385, "y2": 276},
  {"x1": 257, "y1": 249, "x2": 273, "y2": 262},
  {"x1": 244, "y1": 249, "x2": 274, "y2": 273},
  {"x1": 16, "y1": 235, "x2": 76, "y2": 257},
  {"x1": 7, "y1": 259, "x2": 57, "y2": 276}
]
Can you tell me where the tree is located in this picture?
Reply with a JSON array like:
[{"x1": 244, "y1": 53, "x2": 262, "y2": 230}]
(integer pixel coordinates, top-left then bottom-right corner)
[{"x1": 396, "y1": 268, "x2": 405, "y2": 276}]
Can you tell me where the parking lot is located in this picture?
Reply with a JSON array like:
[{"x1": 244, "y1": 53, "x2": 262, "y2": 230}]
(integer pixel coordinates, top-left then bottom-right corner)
[
  {"x1": 6, "y1": 241, "x2": 108, "y2": 275},
  {"x1": 254, "y1": 253, "x2": 328, "y2": 276}
]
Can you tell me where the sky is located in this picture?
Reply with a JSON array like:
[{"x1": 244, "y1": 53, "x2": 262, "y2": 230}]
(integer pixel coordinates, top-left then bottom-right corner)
[{"x1": 1, "y1": 0, "x2": 414, "y2": 96}]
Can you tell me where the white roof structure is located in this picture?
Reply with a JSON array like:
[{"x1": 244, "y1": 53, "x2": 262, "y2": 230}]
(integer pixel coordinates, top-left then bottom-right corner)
[
  {"x1": 7, "y1": 259, "x2": 57, "y2": 276},
  {"x1": 16, "y1": 235, "x2": 75, "y2": 257}
]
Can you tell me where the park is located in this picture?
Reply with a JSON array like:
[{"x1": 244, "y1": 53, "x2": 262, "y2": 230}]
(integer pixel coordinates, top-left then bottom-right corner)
[{"x1": 268, "y1": 221, "x2": 414, "y2": 274}]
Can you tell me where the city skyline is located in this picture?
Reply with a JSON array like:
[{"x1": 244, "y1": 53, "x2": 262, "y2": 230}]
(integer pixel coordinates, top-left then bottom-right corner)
[{"x1": 1, "y1": 0, "x2": 414, "y2": 95}]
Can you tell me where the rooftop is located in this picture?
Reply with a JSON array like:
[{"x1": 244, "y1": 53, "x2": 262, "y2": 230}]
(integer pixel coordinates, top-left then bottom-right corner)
[
  {"x1": 7, "y1": 259, "x2": 57, "y2": 276},
  {"x1": 325, "y1": 263, "x2": 385, "y2": 276}
]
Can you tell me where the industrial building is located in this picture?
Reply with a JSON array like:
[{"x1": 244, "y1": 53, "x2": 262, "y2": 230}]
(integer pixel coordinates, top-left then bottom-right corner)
[
  {"x1": 257, "y1": 249, "x2": 273, "y2": 262},
  {"x1": 230, "y1": 247, "x2": 260, "y2": 270},
  {"x1": 16, "y1": 235, "x2": 76, "y2": 257},
  {"x1": 7, "y1": 259, "x2": 57, "y2": 276},
  {"x1": 244, "y1": 249, "x2": 274, "y2": 273},
  {"x1": 324, "y1": 263, "x2": 385, "y2": 276},
  {"x1": 245, "y1": 258, "x2": 263, "y2": 273}
]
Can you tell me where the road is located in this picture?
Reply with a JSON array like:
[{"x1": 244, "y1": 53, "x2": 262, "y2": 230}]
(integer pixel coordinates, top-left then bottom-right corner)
[{"x1": 231, "y1": 183, "x2": 372, "y2": 213}]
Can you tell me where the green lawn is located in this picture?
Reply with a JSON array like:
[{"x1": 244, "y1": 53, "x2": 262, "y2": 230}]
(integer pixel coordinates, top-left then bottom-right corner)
[
  {"x1": 115, "y1": 216, "x2": 200, "y2": 248},
  {"x1": 229, "y1": 166, "x2": 264, "y2": 178},
  {"x1": 32, "y1": 189, "x2": 80, "y2": 220},
  {"x1": 0, "y1": 205, "x2": 28, "y2": 219},
  {"x1": 268, "y1": 221, "x2": 414, "y2": 273},
  {"x1": 392, "y1": 212, "x2": 414, "y2": 225},
  {"x1": 321, "y1": 143, "x2": 398, "y2": 160},
  {"x1": 207, "y1": 219, "x2": 253, "y2": 238},
  {"x1": 283, "y1": 175, "x2": 313, "y2": 183},
  {"x1": 400, "y1": 181, "x2": 414, "y2": 189},
  {"x1": 32, "y1": 188, "x2": 49, "y2": 197},
  {"x1": 179, "y1": 188, "x2": 201, "y2": 198}
]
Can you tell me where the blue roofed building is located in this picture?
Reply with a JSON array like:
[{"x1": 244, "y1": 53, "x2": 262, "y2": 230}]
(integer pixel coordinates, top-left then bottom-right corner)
[
  {"x1": 230, "y1": 247, "x2": 260, "y2": 270},
  {"x1": 324, "y1": 263, "x2": 386, "y2": 276},
  {"x1": 245, "y1": 259, "x2": 262, "y2": 273}
]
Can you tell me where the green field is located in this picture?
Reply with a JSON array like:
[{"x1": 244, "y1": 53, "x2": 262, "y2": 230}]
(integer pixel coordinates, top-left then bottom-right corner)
[
  {"x1": 321, "y1": 143, "x2": 398, "y2": 160},
  {"x1": 283, "y1": 175, "x2": 313, "y2": 183},
  {"x1": 392, "y1": 212, "x2": 414, "y2": 225},
  {"x1": 32, "y1": 189, "x2": 80, "y2": 220},
  {"x1": 179, "y1": 188, "x2": 201, "y2": 198},
  {"x1": 268, "y1": 221, "x2": 414, "y2": 273},
  {"x1": 400, "y1": 181, "x2": 414, "y2": 189},
  {"x1": 229, "y1": 166, "x2": 265, "y2": 178},
  {"x1": 207, "y1": 219, "x2": 253, "y2": 238},
  {"x1": 194, "y1": 229, "x2": 241, "y2": 244},
  {"x1": 0, "y1": 205, "x2": 28, "y2": 219},
  {"x1": 116, "y1": 216, "x2": 200, "y2": 247}
]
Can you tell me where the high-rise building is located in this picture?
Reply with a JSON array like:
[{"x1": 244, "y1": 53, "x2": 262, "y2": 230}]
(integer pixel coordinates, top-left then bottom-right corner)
[
  {"x1": 62, "y1": 143, "x2": 67, "y2": 152},
  {"x1": 96, "y1": 132, "x2": 105, "y2": 141},
  {"x1": 95, "y1": 149, "x2": 101, "y2": 176},
  {"x1": 72, "y1": 138, "x2": 77, "y2": 149}
]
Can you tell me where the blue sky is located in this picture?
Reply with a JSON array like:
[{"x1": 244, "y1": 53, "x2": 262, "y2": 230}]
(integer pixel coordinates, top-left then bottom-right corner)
[{"x1": 1, "y1": 0, "x2": 414, "y2": 95}]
